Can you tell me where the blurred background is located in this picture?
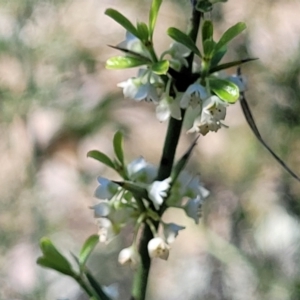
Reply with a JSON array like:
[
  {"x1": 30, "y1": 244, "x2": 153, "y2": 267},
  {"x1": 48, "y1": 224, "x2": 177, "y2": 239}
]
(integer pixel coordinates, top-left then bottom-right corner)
[{"x1": 1, "y1": 0, "x2": 300, "y2": 299}]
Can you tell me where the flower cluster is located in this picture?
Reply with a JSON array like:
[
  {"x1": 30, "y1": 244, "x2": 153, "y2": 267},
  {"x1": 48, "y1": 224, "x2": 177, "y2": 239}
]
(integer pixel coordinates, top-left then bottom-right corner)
[
  {"x1": 91, "y1": 157, "x2": 209, "y2": 265},
  {"x1": 115, "y1": 32, "x2": 246, "y2": 136}
]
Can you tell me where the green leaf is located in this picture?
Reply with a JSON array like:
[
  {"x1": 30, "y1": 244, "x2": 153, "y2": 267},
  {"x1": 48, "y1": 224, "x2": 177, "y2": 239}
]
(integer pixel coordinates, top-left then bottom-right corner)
[
  {"x1": 113, "y1": 180, "x2": 149, "y2": 200},
  {"x1": 136, "y1": 22, "x2": 149, "y2": 42},
  {"x1": 203, "y1": 40, "x2": 216, "y2": 59},
  {"x1": 209, "y1": 58, "x2": 258, "y2": 74},
  {"x1": 87, "y1": 150, "x2": 115, "y2": 169},
  {"x1": 106, "y1": 56, "x2": 148, "y2": 69},
  {"x1": 152, "y1": 60, "x2": 169, "y2": 74},
  {"x1": 167, "y1": 27, "x2": 202, "y2": 58},
  {"x1": 105, "y1": 8, "x2": 140, "y2": 39},
  {"x1": 202, "y1": 20, "x2": 214, "y2": 43},
  {"x1": 149, "y1": 0, "x2": 163, "y2": 39},
  {"x1": 210, "y1": 46, "x2": 227, "y2": 67},
  {"x1": 214, "y1": 22, "x2": 246, "y2": 53},
  {"x1": 79, "y1": 235, "x2": 99, "y2": 267},
  {"x1": 113, "y1": 131, "x2": 124, "y2": 165},
  {"x1": 38, "y1": 238, "x2": 74, "y2": 276},
  {"x1": 209, "y1": 77, "x2": 239, "y2": 103}
]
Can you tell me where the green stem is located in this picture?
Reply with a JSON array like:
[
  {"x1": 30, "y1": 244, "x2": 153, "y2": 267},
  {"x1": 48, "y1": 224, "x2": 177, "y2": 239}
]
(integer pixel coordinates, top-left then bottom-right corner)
[{"x1": 131, "y1": 5, "x2": 203, "y2": 300}]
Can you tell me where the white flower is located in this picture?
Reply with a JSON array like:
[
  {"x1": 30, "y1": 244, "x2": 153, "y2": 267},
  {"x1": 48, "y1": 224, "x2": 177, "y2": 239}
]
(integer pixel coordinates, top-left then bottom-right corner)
[
  {"x1": 147, "y1": 177, "x2": 171, "y2": 210},
  {"x1": 94, "y1": 177, "x2": 119, "y2": 200},
  {"x1": 91, "y1": 201, "x2": 110, "y2": 218},
  {"x1": 162, "y1": 222, "x2": 185, "y2": 244},
  {"x1": 118, "y1": 246, "x2": 140, "y2": 267},
  {"x1": 187, "y1": 96, "x2": 228, "y2": 135},
  {"x1": 156, "y1": 94, "x2": 182, "y2": 122},
  {"x1": 127, "y1": 157, "x2": 157, "y2": 183},
  {"x1": 183, "y1": 195, "x2": 204, "y2": 224},
  {"x1": 117, "y1": 31, "x2": 147, "y2": 56},
  {"x1": 97, "y1": 218, "x2": 115, "y2": 243},
  {"x1": 147, "y1": 237, "x2": 170, "y2": 260},
  {"x1": 180, "y1": 82, "x2": 208, "y2": 109},
  {"x1": 167, "y1": 42, "x2": 191, "y2": 71}
]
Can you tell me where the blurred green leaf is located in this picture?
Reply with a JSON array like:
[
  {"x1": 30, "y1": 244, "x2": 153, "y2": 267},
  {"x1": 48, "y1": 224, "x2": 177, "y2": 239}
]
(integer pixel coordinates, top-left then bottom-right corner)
[
  {"x1": 87, "y1": 150, "x2": 115, "y2": 169},
  {"x1": 105, "y1": 8, "x2": 139, "y2": 39},
  {"x1": 106, "y1": 56, "x2": 148, "y2": 69},
  {"x1": 37, "y1": 238, "x2": 74, "y2": 276},
  {"x1": 167, "y1": 27, "x2": 202, "y2": 57},
  {"x1": 149, "y1": 0, "x2": 163, "y2": 39},
  {"x1": 209, "y1": 77, "x2": 239, "y2": 103},
  {"x1": 203, "y1": 40, "x2": 216, "y2": 59},
  {"x1": 214, "y1": 22, "x2": 246, "y2": 54},
  {"x1": 136, "y1": 22, "x2": 149, "y2": 42},
  {"x1": 202, "y1": 20, "x2": 214, "y2": 43},
  {"x1": 113, "y1": 131, "x2": 125, "y2": 165},
  {"x1": 196, "y1": 0, "x2": 213, "y2": 12},
  {"x1": 210, "y1": 46, "x2": 227, "y2": 67},
  {"x1": 79, "y1": 234, "x2": 99, "y2": 267},
  {"x1": 152, "y1": 60, "x2": 169, "y2": 74}
]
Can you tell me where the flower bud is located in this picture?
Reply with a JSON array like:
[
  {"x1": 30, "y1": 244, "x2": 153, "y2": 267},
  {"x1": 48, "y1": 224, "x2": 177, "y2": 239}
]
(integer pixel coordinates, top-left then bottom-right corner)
[
  {"x1": 147, "y1": 237, "x2": 170, "y2": 260},
  {"x1": 118, "y1": 246, "x2": 139, "y2": 267}
]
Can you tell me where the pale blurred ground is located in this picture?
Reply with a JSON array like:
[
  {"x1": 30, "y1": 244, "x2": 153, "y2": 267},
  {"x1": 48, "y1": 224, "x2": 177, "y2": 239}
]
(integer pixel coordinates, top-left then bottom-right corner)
[{"x1": 0, "y1": 0, "x2": 300, "y2": 299}]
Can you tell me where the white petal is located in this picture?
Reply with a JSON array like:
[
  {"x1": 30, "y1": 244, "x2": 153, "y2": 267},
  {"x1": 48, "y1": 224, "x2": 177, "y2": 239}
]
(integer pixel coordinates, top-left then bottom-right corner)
[
  {"x1": 147, "y1": 237, "x2": 170, "y2": 260},
  {"x1": 147, "y1": 178, "x2": 171, "y2": 210}
]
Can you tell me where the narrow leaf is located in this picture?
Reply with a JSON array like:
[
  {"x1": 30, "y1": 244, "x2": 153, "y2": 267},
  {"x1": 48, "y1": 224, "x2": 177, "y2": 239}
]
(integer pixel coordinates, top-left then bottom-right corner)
[
  {"x1": 87, "y1": 150, "x2": 115, "y2": 169},
  {"x1": 209, "y1": 58, "x2": 258, "y2": 74},
  {"x1": 202, "y1": 20, "x2": 214, "y2": 43},
  {"x1": 152, "y1": 60, "x2": 169, "y2": 75},
  {"x1": 203, "y1": 40, "x2": 216, "y2": 59},
  {"x1": 85, "y1": 270, "x2": 112, "y2": 300},
  {"x1": 136, "y1": 22, "x2": 149, "y2": 41},
  {"x1": 105, "y1": 8, "x2": 139, "y2": 39},
  {"x1": 38, "y1": 238, "x2": 74, "y2": 276},
  {"x1": 210, "y1": 46, "x2": 227, "y2": 67},
  {"x1": 113, "y1": 180, "x2": 149, "y2": 199},
  {"x1": 167, "y1": 27, "x2": 202, "y2": 57},
  {"x1": 37, "y1": 257, "x2": 74, "y2": 277},
  {"x1": 240, "y1": 92, "x2": 300, "y2": 181},
  {"x1": 214, "y1": 22, "x2": 246, "y2": 53},
  {"x1": 79, "y1": 235, "x2": 99, "y2": 266},
  {"x1": 209, "y1": 77, "x2": 239, "y2": 103},
  {"x1": 106, "y1": 56, "x2": 148, "y2": 69},
  {"x1": 113, "y1": 131, "x2": 124, "y2": 165},
  {"x1": 149, "y1": 0, "x2": 163, "y2": 39}
]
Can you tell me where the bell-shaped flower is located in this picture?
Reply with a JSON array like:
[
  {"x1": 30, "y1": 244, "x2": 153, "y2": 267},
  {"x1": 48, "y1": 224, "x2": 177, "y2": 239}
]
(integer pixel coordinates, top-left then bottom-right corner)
[
  {"x1": 187, "y1": 95, "x2": 228, "y2": 135},
  {"x1": 166, "y1": 42, "x2": 191, "y2": 71},
  {"x1": 147, "y1": 237, "x2": 170, "y2": 260},
  {"x1": 180, "y1": 82, "x2": 208, "y2": 109},
  {"x1": 127, "y1": 157, "x2": 157, "y2": 184},
  {"x1": 117, "y1": 31, "x2": 148, "y2": 57},
  {"x1": 118, "y1": 246, "x2": 140, "y2": 267},
  {"x1": 162, "y1": 222, "x2": 185, "y2": 244},
  {"x1": 97, "y1": 218, "x2": 115, "y2": 243},
  {"x1": 94, "y1": 177, "x2": 119, "y2": 200},
  {"x1": 156, "y1": 94, "x2": 182, "y2": 122},
  {"x1": 147, "y1": 177, "x2": 171, "y2": 210},
  {"x1": 91, "y1": 201, "x2": 111, "y2": 218},
  {"x1": 183, "y1": 195, "x2": 204, "y2": 224}
]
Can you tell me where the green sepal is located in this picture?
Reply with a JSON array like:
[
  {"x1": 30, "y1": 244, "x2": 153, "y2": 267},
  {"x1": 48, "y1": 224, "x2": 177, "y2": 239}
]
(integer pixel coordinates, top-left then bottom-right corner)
[
  {"x1": 113, "y1": 131, "x2": 125, "y2": 166},
  {"x1": 152, "y1": 60, "x2": 169, "y2": 75},
  {"x1": 149, "y1": 0, "x2": 163, "y2": 39},
  {"x1": 209, "y1": 77, "x2": 239, "y2": 103},
  {"x1": 106, "y1": 56, "x2": 148, "y2": 69},
  {"x1": 202, "y1": 20, "x2": 214, "y2": 43},
  {"x1": 209, "y1": 58, "x2": 258, "y2": 74},
  {"x1": 214, "y1": 22, "x2": 246, "y2": 54},
  {"x1": 136, "y1": 22, "x2": 149, "y2": 42},
  {"x1": 87, "y1": 150, "x2": 115, "y2": 169},
  {"x1": 167, "y1": 27, "x2": 202, "y2": 58},
  {"x1": 79, "y1": 234, "x2": 99, "y2": 267},
  {"x1": 105, "y1": 8, "x2": 140, "y2": 39},
  {"x1": 37, "y1": 238, "x2": 74, "y2": 276}
]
